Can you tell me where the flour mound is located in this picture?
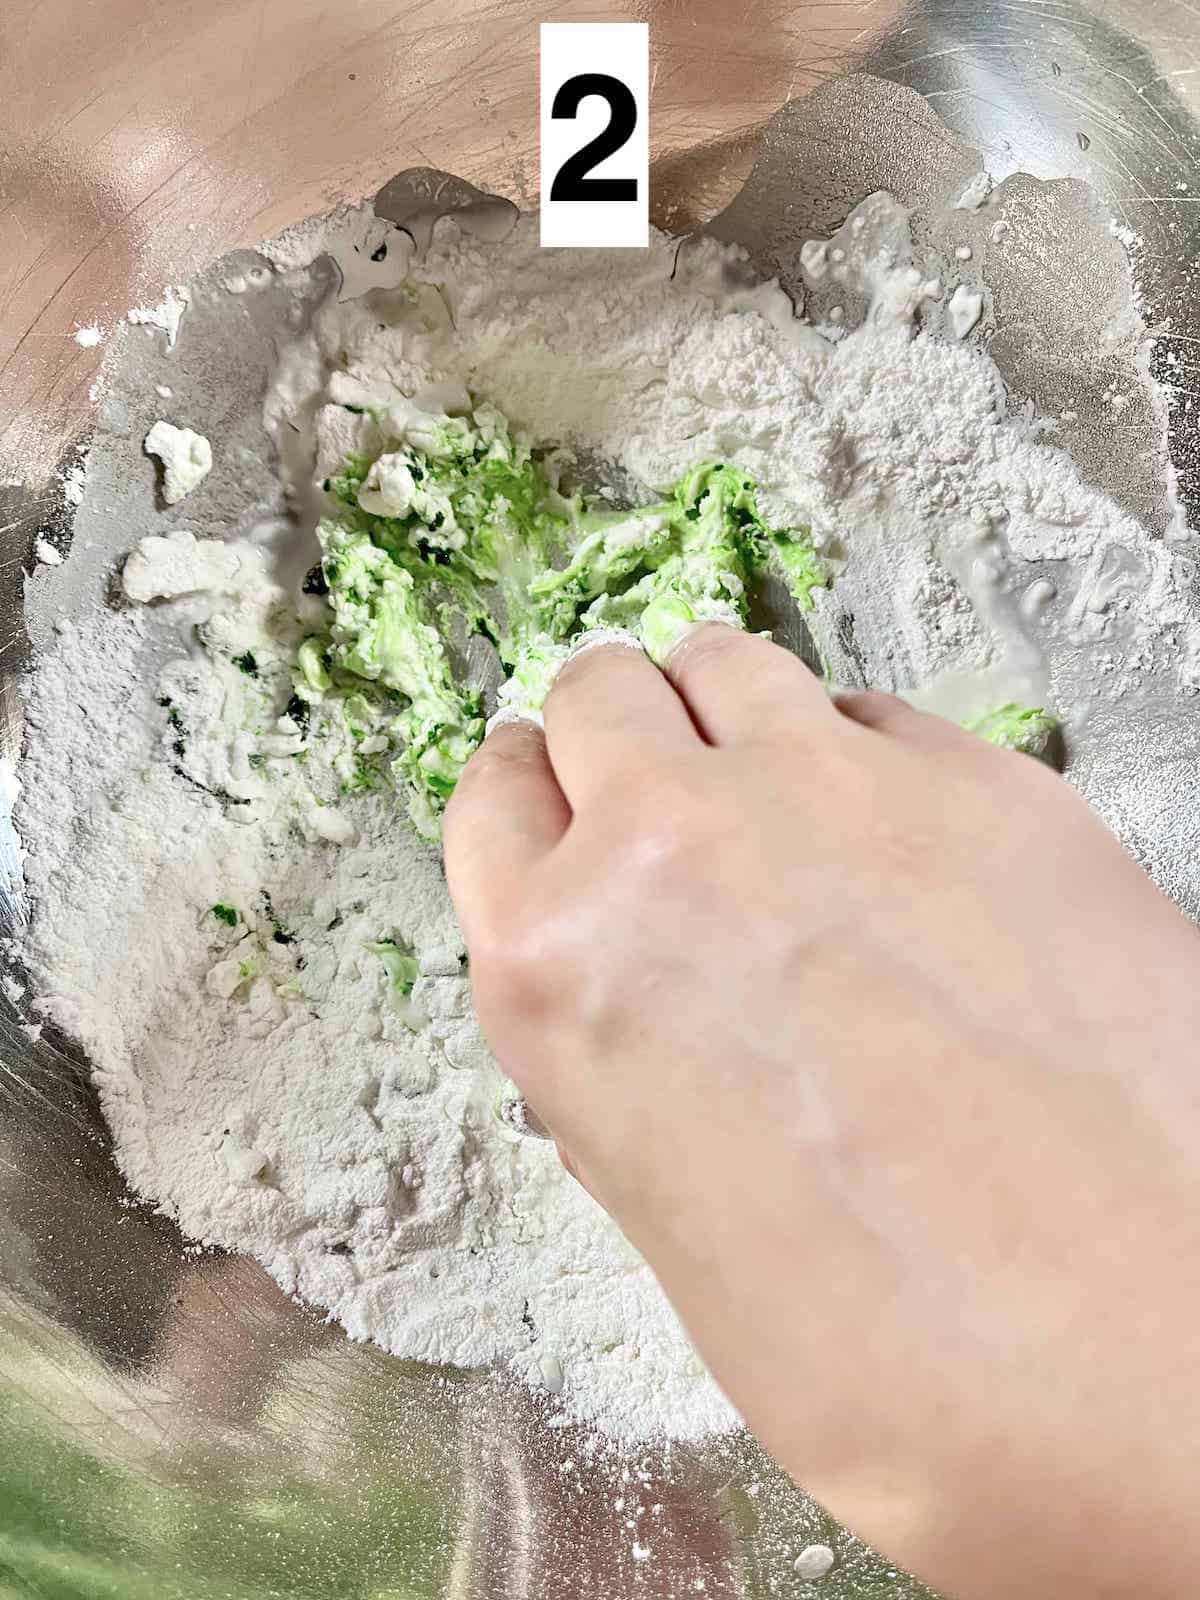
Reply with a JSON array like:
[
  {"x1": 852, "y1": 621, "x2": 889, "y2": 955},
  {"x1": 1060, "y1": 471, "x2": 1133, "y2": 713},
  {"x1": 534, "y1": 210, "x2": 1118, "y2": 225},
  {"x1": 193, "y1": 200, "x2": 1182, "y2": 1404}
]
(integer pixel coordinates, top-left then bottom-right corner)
[{"x1": 18, "y1": 205, "x2": 1191, "y2": 1445}]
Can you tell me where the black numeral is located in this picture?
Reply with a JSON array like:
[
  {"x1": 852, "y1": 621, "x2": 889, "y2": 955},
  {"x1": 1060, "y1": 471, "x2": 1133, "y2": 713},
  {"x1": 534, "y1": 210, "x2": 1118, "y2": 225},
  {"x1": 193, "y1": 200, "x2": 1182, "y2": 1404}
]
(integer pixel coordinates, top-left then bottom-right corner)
[{"x1": 549, "y1": 73, "x2": 638, "y2": 203}]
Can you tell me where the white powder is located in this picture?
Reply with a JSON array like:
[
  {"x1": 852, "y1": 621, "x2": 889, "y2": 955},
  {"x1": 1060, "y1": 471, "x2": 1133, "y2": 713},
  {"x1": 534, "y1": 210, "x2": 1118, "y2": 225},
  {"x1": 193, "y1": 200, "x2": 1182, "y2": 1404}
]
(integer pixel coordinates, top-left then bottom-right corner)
[
  {"x1": 793, "y1": 1544, "x2": 836, "y2": 1579},
  {"x1": 127, "y1": 286, "x2": 190, "y2": 349},
  {"x1": 954, "y1": 171, "x2": 993, "y2": 212},
  {"x1": 17, "y1": 201, "x2": 1194, "y2": 1446},
  {"x1": 20, "y1": 589, "x2": 730, "y2": 1442},
  {"x1": 61, "y1": 462, "x2": 87, "y2": 507},
  {"x1": 144, "y1": 420, "x2": 213, "y2": 504},
  {"x1": 256, "y1": 205, "x2": 368, "y2": 272},
  {"x1": 72, "y1": 324, "x2": 105, "y2": 348},
  {"x1": 120, "y1": 530, "x2": 252, "y2": 602},
  {"x1": 947, "y1": 283, "x2": 984, "y2": 338},
  {"x1": 257, "y1": 205, "x2": 407, "y2": 303}
]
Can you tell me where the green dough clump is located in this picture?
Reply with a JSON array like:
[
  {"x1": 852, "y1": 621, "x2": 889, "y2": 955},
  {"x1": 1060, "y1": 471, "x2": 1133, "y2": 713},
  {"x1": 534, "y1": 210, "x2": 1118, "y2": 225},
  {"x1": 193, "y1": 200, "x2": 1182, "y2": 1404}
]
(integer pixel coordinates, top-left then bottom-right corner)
[
  {"x1": 363, "y1": 938, "x2": 419, "y2": 997},
  {"x1": 294, "y1": 396, "x2": 824, "y2": 836},
  {"x1": 963, "y1": 702, "x2": 1060, "y2": 761},
  {"x1": 532, "y1": 461, "x2": 824, "y2": 665}
]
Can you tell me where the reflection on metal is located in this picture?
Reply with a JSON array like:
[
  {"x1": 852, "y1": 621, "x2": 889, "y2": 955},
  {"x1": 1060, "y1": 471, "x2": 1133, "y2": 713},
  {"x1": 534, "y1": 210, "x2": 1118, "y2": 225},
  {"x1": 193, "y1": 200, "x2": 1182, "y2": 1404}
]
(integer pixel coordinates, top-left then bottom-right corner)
[
  {"x1": 3, "y1": 3, "x2": 1200, "y2": 1596},
  {"x1": 375, "y1": 169, "x2": 520, "y2": 253}
]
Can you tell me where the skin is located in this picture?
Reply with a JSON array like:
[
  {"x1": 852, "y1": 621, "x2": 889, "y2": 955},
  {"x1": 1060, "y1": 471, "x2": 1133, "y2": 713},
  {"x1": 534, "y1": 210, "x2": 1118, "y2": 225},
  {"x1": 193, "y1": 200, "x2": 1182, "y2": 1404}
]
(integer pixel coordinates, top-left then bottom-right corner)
[{"x1": 444, "y1": 623, "x2": 1200, "y2": 1600}]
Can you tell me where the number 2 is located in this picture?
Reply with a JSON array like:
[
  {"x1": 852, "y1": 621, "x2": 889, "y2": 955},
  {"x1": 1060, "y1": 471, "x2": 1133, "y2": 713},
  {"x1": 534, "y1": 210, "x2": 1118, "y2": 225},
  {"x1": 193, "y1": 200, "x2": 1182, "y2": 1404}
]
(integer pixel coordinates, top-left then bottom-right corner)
[{"x1": 549, "y1": 74, "x2": 639, "y2": 203}]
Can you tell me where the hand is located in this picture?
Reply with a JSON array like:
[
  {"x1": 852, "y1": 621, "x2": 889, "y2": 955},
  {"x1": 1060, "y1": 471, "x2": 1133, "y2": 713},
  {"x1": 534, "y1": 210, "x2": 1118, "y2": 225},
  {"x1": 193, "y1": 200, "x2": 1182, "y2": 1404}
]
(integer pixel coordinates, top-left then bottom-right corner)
[{"x1": 444, "y1": 624, "x2": 1200, "y2": 1600}]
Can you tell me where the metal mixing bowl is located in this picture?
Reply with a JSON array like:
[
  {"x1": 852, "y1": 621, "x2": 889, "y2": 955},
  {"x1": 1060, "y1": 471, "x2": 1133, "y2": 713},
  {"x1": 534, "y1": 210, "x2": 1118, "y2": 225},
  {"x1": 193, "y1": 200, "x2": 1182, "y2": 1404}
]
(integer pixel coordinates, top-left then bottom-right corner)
[{"x1": 3, "y1": 3, "x2": 1199, "y2": 1596}]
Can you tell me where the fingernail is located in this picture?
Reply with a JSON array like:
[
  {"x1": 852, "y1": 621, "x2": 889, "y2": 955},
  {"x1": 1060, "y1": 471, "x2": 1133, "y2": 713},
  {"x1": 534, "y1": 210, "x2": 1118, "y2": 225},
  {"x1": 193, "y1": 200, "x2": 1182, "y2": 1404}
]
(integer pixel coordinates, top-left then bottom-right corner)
[
  {"x1": 659, "y1": 614, "x2": 739, "y2": 664},
  {"x1": 484, "y1": 708, "x2": 543, "y2": 739},
  {"x1": 567, "y1": 627, "x2": 644, "y2": 659},
  {"x1": 497, "y1": 1081, "x2": 553, "y2": 1141}
]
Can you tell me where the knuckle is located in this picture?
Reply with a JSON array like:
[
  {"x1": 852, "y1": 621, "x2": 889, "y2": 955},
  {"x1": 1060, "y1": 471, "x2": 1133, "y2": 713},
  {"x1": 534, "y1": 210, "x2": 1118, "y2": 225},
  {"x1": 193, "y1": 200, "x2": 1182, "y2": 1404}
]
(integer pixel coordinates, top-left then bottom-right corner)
[
  {"x1": 669, "y1": 620, "x2": 748, "y2": 680},
  {"x1": 476, "y1": 724, "x2": 545, "y2": 779},
  {"x1": 836, "y1": 688, "x2": 906, "y2": 730},
  {"x1": 792, "y1": 726, "x2": 866, "y2": 791},
  {"x1": 447, "y1": 725, "x2": 541, "y2": 815},
  {"x1": 626, "y1": 772, "x2": 722, "y2": 877},
  {"x1": 871, "y1": 816, "x2": 942, "y2": 881},
  {"x1": 855, "y1": 775, "x2": 947, "y2": 880}
]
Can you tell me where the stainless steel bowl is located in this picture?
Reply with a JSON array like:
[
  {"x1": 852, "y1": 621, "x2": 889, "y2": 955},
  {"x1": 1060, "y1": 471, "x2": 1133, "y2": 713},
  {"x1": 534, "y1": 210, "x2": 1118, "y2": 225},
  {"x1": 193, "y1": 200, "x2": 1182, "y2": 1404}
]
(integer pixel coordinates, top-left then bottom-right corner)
[{"x1": 2, "y1": 3, "x2": 1199, "y2": 1595}]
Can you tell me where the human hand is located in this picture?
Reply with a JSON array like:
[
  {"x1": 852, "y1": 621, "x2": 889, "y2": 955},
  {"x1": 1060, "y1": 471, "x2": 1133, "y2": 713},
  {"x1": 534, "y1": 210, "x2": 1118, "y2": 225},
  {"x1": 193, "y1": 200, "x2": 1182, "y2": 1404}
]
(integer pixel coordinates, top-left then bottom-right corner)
[{"x1": 445, "y1": 624, "x2": 1200, "y2": 1600}]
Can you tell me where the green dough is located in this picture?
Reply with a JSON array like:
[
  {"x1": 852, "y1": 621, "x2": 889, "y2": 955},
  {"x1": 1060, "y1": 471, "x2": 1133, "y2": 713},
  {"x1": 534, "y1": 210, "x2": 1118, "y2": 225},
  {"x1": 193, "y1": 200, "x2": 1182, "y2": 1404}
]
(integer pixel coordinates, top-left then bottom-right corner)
[
  {"x1": 295, "y1": 397, "x2": 823, "y2": 836},
  {"x1": 962, "y1": 702, "x2": 1061, "y2": 761},
  {"x1": 291, "y1": 393, "x2": 1059, "y2": 838}
]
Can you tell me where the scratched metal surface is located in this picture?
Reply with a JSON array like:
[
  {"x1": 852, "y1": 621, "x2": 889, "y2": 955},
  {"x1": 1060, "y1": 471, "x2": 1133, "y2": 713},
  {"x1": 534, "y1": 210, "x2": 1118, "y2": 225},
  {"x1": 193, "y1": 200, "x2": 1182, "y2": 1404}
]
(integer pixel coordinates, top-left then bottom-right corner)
[{"x1": 2, "y1": 3, "x2": 1200, "y2": 1597}]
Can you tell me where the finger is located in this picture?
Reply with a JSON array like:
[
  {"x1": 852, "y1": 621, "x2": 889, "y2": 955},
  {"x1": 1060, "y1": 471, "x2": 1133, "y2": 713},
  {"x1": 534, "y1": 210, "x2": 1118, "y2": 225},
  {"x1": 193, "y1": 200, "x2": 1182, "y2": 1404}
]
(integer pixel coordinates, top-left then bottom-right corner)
[
  {"x1": 443, "y1": 720, "x2": 569, "y2": 940},
  {"x1": 542, "y1": 633, "x2": 700, "y2": 807},
  {"x1": 664, "y1": 622, "x2": 836, "y2": 747},
  {"x1": 835, "y1": 689, "x2": 973, "y2": 751}
]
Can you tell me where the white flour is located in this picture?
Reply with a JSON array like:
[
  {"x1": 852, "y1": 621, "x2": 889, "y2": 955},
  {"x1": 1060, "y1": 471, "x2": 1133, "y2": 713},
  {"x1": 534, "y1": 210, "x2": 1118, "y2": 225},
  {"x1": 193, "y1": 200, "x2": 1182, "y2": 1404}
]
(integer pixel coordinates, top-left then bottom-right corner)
[
  {"x1": 17, "y1": 201, "x2": 1196, "y2": 1445},
  {"x1": 143, "y1": 421, "x2": 213, "y2": 505},
  {"x1": 126, "y1": 287, "x2": 190, "y2": 350}
]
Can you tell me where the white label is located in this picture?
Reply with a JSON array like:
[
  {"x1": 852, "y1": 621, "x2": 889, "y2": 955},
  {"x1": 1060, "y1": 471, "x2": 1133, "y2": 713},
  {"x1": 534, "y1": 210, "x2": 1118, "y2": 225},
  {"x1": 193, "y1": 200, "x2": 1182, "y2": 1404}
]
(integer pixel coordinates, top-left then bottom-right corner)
[{"x1": 540, "y1": 22, "x2": 648, "y2": 249}]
